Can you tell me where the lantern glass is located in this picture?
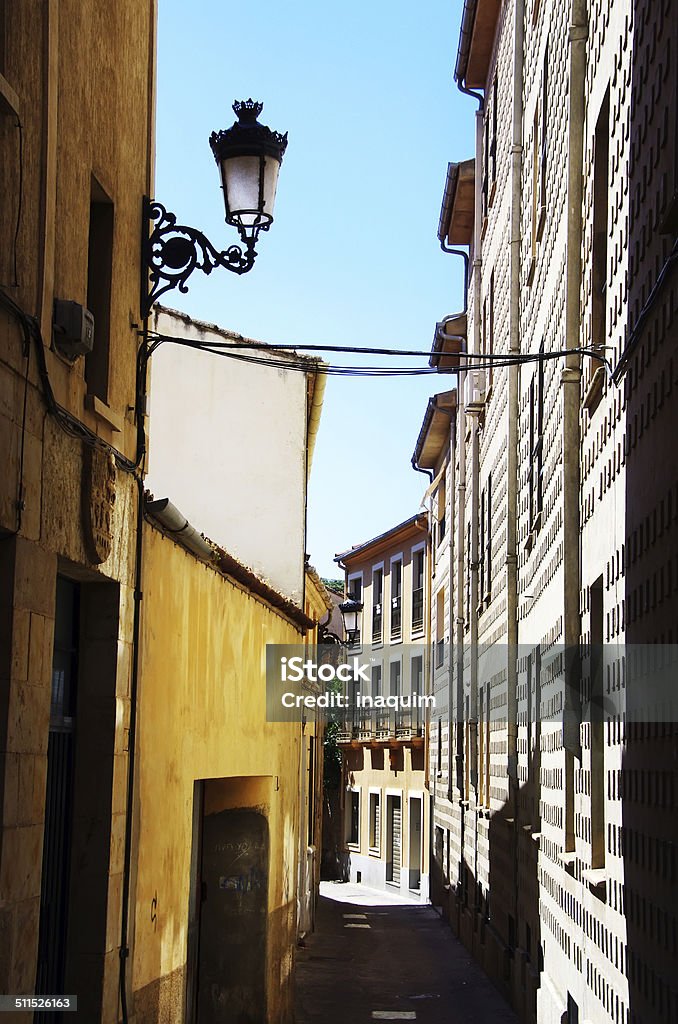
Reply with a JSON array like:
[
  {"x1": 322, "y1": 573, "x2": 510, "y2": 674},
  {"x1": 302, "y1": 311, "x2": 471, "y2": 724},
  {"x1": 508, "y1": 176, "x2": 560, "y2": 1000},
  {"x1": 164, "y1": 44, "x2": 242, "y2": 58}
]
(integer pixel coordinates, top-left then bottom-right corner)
[
  {"x1": 339, "y1": 598, "x2": 363, "y2": 646},
  {"x1": 222, "y1": 155, "x2": 261, "y2": 226},
  {"x1": 220, "y1": 152, "x2": 282, "y2": 240},
  {"x1": 211, "y1": 101, "x2": 287, "y2": 244}
]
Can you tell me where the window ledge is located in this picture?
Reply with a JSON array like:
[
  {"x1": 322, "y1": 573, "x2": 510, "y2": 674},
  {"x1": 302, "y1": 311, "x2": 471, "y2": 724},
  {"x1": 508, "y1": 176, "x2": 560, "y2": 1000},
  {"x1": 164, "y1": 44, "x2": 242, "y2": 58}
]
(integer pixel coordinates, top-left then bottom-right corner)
[
  {"x1": 582, "y1": 867, "x2": 607, "y2": 901},
  {"x1": 85, "y1": 394, "x2": 124, "y2": 432},
  {"x1": 0, "y1": 73, "x2": 21, "y2": 118},
  {"x1": 526, "y1": 255, "x2": 537, "y2": 286}
]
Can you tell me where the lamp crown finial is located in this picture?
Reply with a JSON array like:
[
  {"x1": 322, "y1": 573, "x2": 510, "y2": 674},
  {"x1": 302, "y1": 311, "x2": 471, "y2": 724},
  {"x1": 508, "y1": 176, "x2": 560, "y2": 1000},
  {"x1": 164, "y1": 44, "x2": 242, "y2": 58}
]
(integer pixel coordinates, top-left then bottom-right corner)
[{"x1": 233, "y1": 99, "x2": 264, "y2": 123}]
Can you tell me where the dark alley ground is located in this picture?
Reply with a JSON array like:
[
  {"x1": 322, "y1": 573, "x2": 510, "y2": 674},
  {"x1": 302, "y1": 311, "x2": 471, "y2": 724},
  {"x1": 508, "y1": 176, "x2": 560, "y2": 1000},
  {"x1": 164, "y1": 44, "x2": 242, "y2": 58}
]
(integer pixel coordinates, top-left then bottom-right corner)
[{"x1": 295, "y1": 883, "x2": 518, "y2": 1023}]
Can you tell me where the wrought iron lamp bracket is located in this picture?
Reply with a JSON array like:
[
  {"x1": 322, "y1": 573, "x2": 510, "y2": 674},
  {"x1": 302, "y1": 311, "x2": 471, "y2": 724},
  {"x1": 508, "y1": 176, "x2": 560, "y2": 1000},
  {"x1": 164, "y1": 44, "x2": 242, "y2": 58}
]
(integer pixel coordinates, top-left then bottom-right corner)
[{"x1": 141, "y1": 198, "x2": 259, "y2": 318}]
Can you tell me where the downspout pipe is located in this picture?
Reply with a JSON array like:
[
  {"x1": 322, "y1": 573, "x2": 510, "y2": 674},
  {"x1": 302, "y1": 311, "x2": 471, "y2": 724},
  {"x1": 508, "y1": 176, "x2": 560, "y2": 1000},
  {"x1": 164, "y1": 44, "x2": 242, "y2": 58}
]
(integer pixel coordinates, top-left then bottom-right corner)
[
  {"x1": 440, "y1": 243, "x2": 470, "y2": 312},
  {"x1": 412, "y1": 458, "x2": 434, "y2": 484},
  {"x1": 119, "y1": 478, "x2": 145, "y2": 1024},
  {"x1": 562, "y1": 0, "x2": 588, "y2": 842}
]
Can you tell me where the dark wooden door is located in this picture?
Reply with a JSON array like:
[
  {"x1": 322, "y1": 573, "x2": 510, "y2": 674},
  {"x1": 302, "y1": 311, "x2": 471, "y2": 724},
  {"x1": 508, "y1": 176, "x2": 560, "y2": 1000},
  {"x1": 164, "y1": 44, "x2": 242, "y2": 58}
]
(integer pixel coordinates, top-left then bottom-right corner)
[{"x1": 196, "y1": 806, "x2": 269, "y2": 1023}]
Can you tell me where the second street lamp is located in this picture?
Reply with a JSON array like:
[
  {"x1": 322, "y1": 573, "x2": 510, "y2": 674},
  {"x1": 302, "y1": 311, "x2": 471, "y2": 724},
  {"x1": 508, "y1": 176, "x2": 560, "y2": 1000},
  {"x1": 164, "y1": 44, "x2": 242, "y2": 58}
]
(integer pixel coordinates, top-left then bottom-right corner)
[
  {"x1": 141, "y1": 99, "x2": 288, "y2": 317},
  {"x1": 338, "y1": 597, "x2": 363, "y2": 649}
]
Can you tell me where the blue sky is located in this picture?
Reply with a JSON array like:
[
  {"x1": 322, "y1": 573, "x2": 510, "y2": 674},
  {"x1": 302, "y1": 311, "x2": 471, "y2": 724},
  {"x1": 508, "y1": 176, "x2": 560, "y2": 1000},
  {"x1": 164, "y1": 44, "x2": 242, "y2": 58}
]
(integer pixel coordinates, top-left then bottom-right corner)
[{"x1": 156, "y1": 0, "x2": 475, "y2": 579}]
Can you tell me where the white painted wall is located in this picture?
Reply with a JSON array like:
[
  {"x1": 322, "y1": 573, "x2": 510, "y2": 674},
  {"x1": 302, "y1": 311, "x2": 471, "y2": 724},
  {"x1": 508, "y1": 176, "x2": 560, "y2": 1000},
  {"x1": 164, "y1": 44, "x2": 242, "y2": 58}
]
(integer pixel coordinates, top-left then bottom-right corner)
[{"x1": 147, "y1": 308, "x2": 309, "y2": 604}]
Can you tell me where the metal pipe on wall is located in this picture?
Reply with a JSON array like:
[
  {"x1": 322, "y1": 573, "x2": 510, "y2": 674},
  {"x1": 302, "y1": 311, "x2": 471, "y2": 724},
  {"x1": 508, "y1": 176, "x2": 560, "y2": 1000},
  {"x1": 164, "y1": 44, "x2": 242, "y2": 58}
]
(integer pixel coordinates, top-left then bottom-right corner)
[
  {"x1": 562, "y1": 0, "x2": 588, "y2": 846},
  {"x1": 507, "y1": 0, "x2": 526, "y2": 959}
]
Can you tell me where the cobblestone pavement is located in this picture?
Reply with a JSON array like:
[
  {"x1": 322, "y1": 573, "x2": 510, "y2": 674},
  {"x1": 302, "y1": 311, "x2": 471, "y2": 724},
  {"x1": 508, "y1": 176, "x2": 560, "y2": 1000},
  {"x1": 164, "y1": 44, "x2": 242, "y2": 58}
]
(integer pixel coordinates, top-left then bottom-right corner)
[{"x1": 295, "y1": 882, "x2": 519, "y2": 1023}]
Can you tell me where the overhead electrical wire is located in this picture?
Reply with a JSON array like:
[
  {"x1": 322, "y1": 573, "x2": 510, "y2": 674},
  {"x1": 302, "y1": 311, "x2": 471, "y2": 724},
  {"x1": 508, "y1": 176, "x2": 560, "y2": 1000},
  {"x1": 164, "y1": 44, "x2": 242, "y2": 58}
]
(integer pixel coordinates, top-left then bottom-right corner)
[{"x1": 144, "y1": 330, "x2": 614, "y2": 379}]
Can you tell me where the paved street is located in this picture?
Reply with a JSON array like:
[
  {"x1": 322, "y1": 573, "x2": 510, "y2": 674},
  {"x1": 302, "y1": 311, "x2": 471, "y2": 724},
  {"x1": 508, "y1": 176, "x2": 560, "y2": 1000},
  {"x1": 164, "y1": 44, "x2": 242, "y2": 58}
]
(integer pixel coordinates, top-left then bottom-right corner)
[{"x1": 295, "y1": 883, "x2": 518, "y2": 1023}]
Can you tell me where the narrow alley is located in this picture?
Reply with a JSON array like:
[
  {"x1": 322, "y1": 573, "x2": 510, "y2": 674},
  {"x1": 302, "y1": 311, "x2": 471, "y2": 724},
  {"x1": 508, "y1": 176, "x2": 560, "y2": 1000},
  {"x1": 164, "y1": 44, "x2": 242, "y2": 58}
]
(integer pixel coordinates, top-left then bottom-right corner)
[{"x1": 295, "y1": 883, "x2": 518, "y2": 1024}]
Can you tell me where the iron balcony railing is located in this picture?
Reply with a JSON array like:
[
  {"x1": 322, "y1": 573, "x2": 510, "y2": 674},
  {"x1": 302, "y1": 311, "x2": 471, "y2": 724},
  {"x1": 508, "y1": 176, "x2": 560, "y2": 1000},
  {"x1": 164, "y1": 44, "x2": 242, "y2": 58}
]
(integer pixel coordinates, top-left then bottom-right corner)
[
  {"x1": 412, "y1": 587, "x2": 424, "y2": 633},
  {"x1": 390, "y1": 595, "x2": 402, "y2": 641},
  {"x1": 372, "y1": 603, "x2": 382, "y2": 644},
  {"x1": 336, "y1": 704, "x2": 423, "y2": 742}
]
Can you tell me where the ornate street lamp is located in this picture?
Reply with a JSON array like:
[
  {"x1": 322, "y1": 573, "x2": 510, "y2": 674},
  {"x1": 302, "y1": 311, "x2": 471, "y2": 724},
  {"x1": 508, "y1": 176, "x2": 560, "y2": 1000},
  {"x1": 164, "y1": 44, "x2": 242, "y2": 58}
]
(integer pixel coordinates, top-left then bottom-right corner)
[
  {"x1": 338, "y1": 597, "x2": 363, "y2": 648},
  {"x1": 141, "y1": 100, "x2": 288, "y2": 317}
]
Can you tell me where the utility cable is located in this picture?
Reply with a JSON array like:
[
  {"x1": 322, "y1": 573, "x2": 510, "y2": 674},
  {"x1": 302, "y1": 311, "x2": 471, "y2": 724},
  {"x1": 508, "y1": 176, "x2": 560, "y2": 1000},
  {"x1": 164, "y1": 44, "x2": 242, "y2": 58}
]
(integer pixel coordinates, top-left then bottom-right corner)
[{"x1": 143, "y1": 330, "x2": 613, "y2": 379}]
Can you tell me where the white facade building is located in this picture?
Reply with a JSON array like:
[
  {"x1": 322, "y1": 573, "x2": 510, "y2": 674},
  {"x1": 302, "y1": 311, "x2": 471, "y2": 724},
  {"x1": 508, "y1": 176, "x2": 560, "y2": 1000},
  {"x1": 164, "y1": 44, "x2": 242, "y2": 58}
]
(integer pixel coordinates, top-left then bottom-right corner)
[
  {"x1": 417, "y1": 1, "x2": 678, "y2": 1023},
  {"x1": 148, "y1": 307, "x2": 325, "y2": 603}
]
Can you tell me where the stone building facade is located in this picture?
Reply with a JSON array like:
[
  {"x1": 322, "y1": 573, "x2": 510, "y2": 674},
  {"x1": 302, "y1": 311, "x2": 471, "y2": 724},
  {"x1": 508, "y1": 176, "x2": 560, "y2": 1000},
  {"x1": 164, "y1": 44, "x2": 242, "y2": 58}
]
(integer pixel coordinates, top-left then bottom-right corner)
[
  {"x1": 0, "y1": 2, "x2": 156, "y2": 1019},
  {"x1": 418, "y1": 1, "x2": 678, "y2": 1022}
]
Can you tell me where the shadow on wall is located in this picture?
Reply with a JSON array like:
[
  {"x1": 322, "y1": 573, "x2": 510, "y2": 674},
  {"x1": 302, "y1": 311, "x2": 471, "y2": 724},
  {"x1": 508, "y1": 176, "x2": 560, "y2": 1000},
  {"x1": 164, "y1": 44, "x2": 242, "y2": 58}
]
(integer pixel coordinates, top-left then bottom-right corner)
[
  {"x1": 434, "y1": 742, "x2": 542, "y2": 1024},
  {"x1": 622, "y1": 2, "x2": 678, "y2": 1023}
]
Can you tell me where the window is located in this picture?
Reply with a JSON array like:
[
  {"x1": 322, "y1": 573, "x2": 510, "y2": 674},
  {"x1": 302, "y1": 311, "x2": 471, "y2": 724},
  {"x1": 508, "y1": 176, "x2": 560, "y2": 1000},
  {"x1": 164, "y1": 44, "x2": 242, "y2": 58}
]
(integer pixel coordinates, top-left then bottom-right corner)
[
  {"x1": 480, "y1": 487, "x2": 485, "y2": 604},
  {"x1": 435, "y1": 587, "x2": 445, "y2": 668},
  {"x1": 539, "y1": 49, "x2": 548, "y2": 226},
  {"x1": 390, "y1": 559, "x2": 402, "y2": 641},
  {"x1": 528, "y1": 345, "x2": 544, "y2": 531},
  {"x1": 369, "y1": 792, "x2": 381, "y2": 851},
  {"x1": 490, "y1": 77, "x2": 498, "y2": 193},
  {"x1": 488, "y1": 270, "x2": 495, "y2": 393},
  {"x1": 530, "y1": 52, "x2": 548, "y2": 271},
  {"x1": 372, "y1": 567, "x2": 383, "y2": 643},
  {"x1": 438, "y1": 471, "x2": 448, "y2": 544},
  {"x1": 85, "y1": 177, "x2": 114, "y2": 402},
  {"x1": 590, "y1": 576, "x2": 605, "y2": 868},
  {"x1": 411, "y1": 655, "x2": 423, "y2": 694},
  {"x1": 389, "y1": 660, "x2": 401, "y2": 698},
  {"x1": 411, "y1": 549, "x2": 425, "y2": 633},
  {"x1": 411, "y1": 656, "x2": 424, "y2": 735},
  {"x1": 480, "y1": 473, "x2": 492, "y2": 602},
  {"x1": 307, "y1": 736, "x2": 315, "y2": 845},
  {"x1": 347, "y1": 790, "x2": 360, "y2": 846},
  {"x1": 483, "y1": 114, "x2": 489, "y2": 220},
  {"x1": 371, "y1": 663, "x2": 382, "y2": 698},
  {"x1": 465, "y1": 523, "x2": 471, "y2": 630},
  {"x1": 592, "y1": 89, "x2": 610, "y2": 351}
]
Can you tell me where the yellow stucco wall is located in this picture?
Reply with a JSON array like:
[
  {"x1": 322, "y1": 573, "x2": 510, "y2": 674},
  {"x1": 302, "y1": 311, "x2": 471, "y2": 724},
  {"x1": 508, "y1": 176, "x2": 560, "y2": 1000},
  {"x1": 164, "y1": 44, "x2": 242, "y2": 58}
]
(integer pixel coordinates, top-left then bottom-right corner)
[{"x1": 133, "y1": 524, "x2": 309, "y2": 1022}]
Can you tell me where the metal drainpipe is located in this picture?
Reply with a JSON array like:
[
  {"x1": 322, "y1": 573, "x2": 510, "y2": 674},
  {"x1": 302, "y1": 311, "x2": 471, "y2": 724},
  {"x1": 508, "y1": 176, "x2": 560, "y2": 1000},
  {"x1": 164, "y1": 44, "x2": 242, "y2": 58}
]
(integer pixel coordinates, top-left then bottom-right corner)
[
  {"x1": 447, "y1": 414, "x2": 456, "y2": 797},
  {"x1": 508, "y1": 0, "x2": 525, "y2": 959},
  {"x1": 440, "y1": 243, "x2": 470, "y2": 312},
  {"x1": 465, "y1": 105, "x2": 484, "y2": 910},
  {"x1": 453, "y1": 46, "x2": 483, "y2": 914},
  {"x1": 562, "y1": 0, "x2": 588, "y2": 846}
]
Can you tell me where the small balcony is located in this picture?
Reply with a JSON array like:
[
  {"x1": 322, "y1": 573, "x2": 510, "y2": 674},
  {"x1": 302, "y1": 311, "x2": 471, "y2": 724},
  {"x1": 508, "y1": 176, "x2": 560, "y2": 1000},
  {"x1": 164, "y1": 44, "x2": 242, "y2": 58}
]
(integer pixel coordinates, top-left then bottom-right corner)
[
  {"x1": 390, "y1": 595, "x2": 402, "y2": 641},
  {"x1": 337, "y1": 706, "x2": 424, "y2": 745},
  {"x1": 412, "y1": 587, "x2": 424, "y2": 633},
  {"x1": 372, "y1": 604, "x2": 383, "y2": 645}
]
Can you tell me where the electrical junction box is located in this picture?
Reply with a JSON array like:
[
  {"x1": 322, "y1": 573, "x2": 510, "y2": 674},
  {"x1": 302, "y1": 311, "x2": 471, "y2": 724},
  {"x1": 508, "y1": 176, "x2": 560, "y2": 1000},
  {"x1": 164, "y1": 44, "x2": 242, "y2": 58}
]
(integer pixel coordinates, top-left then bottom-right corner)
[
  {"x1": 464, "y1": 368, "x2": 486, "y2": 409},
  {"x1": 53, "y1": 299, "x2": 94, "y2": 359}
]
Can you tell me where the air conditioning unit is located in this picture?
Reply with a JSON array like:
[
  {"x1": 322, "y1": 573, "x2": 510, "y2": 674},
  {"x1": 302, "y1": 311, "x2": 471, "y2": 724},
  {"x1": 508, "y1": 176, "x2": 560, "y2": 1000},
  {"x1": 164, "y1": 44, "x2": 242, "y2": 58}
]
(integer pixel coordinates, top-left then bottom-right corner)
[
  {"x1": 53, "y1": 299, "x2": 94, "y2": 360},
  {"x1": 463, "y1": 368, "x2": 486, "y2": 409}
]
